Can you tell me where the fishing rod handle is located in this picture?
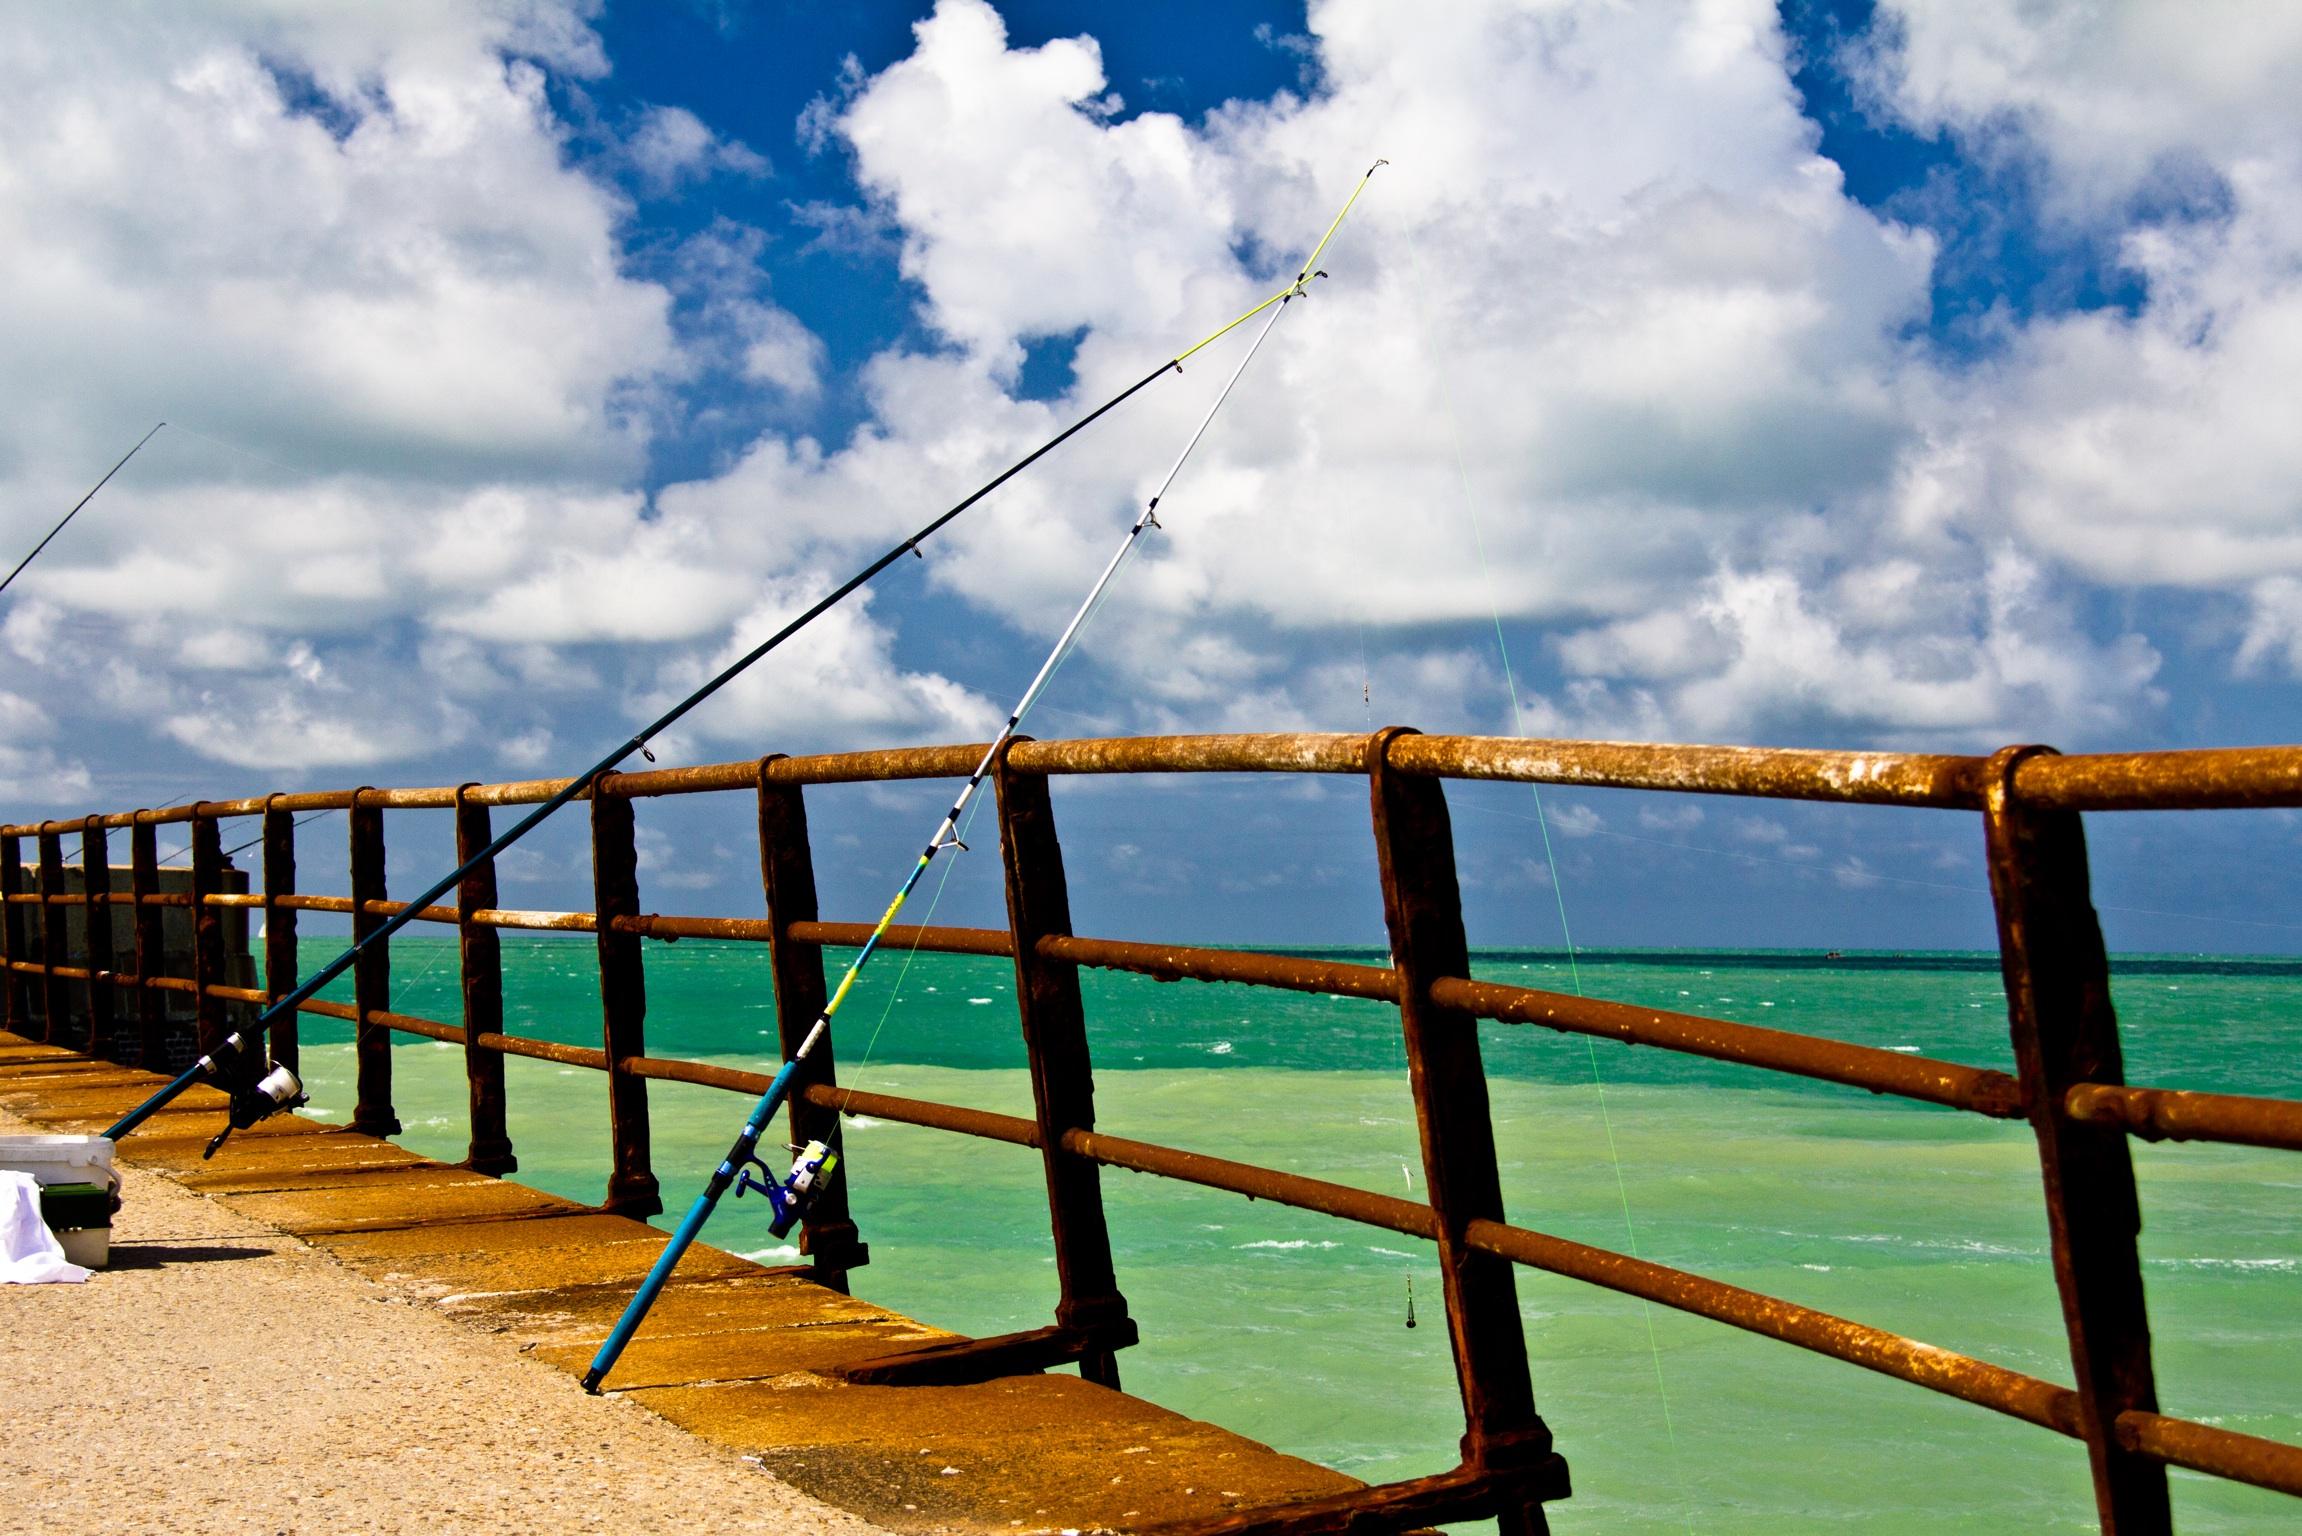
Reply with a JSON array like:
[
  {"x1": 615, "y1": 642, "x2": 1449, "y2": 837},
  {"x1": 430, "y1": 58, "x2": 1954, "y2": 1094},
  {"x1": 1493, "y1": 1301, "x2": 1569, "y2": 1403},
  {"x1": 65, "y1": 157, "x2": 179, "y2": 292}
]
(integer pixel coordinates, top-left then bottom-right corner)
[
  {"x1": 582, "y1": 1185, "x2": 721, "y2": 1392},
  {"x1": 583, "y1": 1057, "x2": 803, "y2": 1391}
]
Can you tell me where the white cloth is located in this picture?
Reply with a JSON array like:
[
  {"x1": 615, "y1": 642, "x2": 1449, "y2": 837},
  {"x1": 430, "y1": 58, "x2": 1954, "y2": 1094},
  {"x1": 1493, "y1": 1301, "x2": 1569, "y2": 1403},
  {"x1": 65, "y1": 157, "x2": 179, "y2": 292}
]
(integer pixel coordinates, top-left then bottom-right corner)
[{"x1": 0, "y1": 1170, "x2": 88, "y2": 1284}]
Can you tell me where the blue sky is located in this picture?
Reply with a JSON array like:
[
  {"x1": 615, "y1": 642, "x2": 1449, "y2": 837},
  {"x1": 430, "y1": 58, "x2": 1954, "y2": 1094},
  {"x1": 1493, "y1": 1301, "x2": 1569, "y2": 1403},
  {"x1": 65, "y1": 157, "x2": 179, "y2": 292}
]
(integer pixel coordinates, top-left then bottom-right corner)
[{"x1": 4, "y1": 0, "x2": 2301, "y2": 953}]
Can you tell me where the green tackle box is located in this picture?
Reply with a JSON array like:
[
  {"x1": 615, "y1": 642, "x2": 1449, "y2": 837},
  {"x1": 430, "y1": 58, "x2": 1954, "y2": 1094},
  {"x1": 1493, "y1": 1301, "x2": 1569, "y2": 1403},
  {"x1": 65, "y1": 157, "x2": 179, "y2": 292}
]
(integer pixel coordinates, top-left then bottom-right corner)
[{"x1": 38, "y1": 1181, "x2": 112, "y2": 1232}]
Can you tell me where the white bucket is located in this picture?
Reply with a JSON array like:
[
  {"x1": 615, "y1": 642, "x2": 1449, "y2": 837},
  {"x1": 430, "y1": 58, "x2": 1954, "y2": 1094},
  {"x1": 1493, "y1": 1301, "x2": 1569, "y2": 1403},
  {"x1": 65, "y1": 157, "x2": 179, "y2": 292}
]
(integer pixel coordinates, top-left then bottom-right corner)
[{"x1": 0, "y1": 1134, "x2": 119, "y2": 1195}]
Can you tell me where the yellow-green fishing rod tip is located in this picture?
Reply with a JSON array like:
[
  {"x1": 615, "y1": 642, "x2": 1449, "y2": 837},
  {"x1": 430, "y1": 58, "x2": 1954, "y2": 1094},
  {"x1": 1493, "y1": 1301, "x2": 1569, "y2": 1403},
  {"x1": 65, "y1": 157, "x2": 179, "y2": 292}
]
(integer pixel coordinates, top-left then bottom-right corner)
[
  {"x1": 1173, "y1": 158, "x2": 1387, "y2": 366},
  {"x1": 1169, "y1": 158, "x2": 1381, "y2": 366},
  {"x1": 1175, "y1": 285, "x2": 1291, "y2": 364},
  {"x1": 1295, "y1": 157, "x2": 1387, "y2": 286}
]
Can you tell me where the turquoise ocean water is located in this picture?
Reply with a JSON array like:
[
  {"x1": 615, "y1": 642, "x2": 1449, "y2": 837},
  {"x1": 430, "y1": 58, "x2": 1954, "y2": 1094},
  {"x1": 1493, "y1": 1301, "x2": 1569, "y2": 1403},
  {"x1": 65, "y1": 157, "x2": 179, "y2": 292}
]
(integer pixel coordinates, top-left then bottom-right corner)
[{"x1": 287, "y1": 938, "x2": 2299, "y2": 1532}]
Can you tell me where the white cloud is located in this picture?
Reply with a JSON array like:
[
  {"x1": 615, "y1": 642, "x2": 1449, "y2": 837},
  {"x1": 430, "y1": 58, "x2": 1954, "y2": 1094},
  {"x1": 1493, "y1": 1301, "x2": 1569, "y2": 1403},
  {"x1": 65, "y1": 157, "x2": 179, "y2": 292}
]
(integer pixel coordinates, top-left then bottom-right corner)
[
  {"x1": 0, "y1": 5, "x2": 679, "y2": 492},
  {"x1": 2237, "y1": 577, "x2": 2302, "y2": 676},
  {"x1": 6, "y1": 0, "x2": 2288, "y2": 824},
  {"x1": 623, "y1": 104, "x2": 769, "y2": 192},
  {"x1": 1546, "y1": 802, "x2": 1603, "y2": 839},
  {"x1": 641, "y1": 580, "x2": 1002, "y2": 755},
  {"x1": 162, "y1": 688, "x2": 460, "y2": 772},
  {"x1": 1865, "y1": 0, "x2": 2302, "y2": 214},
  {"x1": 1832, "y1": 854, "x2": 1882, "y2": 890},
  {"x1": 1861, "y1": 1, "x2": 2302, "y2": 677},
  {"x1": 1560, "y1": 554, "x2": 2161, "y2": 744},
  {"x1": 698, "y1": 0, "x2": 1997, "y2": 746}
]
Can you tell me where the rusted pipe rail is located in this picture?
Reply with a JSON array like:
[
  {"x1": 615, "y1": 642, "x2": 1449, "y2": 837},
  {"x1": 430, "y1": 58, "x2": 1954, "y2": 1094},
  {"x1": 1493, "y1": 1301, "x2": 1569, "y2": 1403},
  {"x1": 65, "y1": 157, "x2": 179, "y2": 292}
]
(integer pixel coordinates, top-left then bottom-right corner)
[
  {"x1": 2065, "y1": 1082, "x2": 2302, "y2": 1154},
  {"x1": 8, "y1": 727, "x2": 2299, "y2": 1536}
]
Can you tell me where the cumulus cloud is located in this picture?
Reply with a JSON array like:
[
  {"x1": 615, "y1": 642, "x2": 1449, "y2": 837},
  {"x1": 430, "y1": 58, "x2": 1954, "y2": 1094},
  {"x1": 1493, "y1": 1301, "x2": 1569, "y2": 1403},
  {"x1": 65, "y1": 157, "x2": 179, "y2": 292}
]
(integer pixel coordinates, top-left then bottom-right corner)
[
  {"x1": 711, "y1": 0, "x2": 1990, "y2": 744},
  {"x1": 1558, "y1": 553, "x2": 2162, "y2": 742},
  {"x1": 1864, "y1": 0, "x2": 2302, "y2": 214},
  {"x1": 622, "y1": 104, "x2": 769, "y2": 192},
  {"x1": 0, "y1": 5, "x2": 677, "y2": 491},
  {"x1": 673, "y1": 0, "x2": 2267, "y2": 740},
  {"x1": 6, "y1": 0, "x2": 2288, "y2": 829},
  {"x1": 0, "y1": 1, "x2": 950, "y2": 798},
  {"x1": 1863, "y1": 0, "x2": 2302, "y2": 678},
  {"x1": 640, "y1": 580, "x2": 1002, "y2": 755}
]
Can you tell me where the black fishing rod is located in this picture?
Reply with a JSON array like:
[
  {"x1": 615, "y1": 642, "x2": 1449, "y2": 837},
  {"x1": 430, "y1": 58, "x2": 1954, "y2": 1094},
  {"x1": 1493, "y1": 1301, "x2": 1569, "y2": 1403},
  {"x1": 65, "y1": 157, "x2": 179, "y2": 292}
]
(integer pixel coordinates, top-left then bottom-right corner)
[
  {"x1": 101, "y1": 286, "x2": 1313, "y2": 1147},
  {"x1": 1, "y1": 423, "x2": 166, "y2": 598}
]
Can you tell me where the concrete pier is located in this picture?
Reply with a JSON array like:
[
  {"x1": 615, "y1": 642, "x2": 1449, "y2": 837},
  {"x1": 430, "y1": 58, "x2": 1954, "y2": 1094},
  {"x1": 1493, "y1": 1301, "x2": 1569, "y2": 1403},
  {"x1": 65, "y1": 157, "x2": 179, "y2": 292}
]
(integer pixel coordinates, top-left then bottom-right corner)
[{"x1": 0, "y1": 1033, "x2": 1357, "y2": 1533}]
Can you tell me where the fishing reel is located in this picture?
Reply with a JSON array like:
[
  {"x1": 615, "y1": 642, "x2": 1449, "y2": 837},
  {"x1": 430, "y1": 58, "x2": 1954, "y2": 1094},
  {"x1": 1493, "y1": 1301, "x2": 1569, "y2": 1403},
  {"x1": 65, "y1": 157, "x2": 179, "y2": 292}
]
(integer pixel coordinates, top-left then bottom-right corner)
[
  {"x1": 733, "y1": 1138, "x2": 841, "y2": 1238},
  {"x1": 195, "y1": 1035, "x2": 308, "y2": 1159}
]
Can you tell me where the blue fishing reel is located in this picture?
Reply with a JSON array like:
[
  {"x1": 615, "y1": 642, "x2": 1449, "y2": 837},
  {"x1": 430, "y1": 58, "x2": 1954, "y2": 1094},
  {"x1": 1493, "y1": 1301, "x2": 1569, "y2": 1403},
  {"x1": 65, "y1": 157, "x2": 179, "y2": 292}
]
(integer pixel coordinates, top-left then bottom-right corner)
[{"x1": 733, "y1": 1138, "x2": 841, "y2": 1238}]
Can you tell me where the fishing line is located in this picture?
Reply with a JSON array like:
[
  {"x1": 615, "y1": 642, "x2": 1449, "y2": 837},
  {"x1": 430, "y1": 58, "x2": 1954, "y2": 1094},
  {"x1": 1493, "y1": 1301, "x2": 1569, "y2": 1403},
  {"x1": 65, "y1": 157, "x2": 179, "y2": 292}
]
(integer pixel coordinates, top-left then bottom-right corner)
[
  {"x1": 145, "y1": 420, "x2": 302, "y2": 477},
  {"x1": 1, "y1": 423, "x2": 166, "y2": 598},
  {"x1": 1457, "y1": 800, "x2": 2302, "y2": 938},
  {"x1": 156, "y1": 807, "x2": 337, "y2": 867},
  {"x1": 1407, "y1": 233, "x2": 1698, "y2": 1531},
  {"x1": 580, "y1": 160, "x2": 1386, "y2": 1392}
]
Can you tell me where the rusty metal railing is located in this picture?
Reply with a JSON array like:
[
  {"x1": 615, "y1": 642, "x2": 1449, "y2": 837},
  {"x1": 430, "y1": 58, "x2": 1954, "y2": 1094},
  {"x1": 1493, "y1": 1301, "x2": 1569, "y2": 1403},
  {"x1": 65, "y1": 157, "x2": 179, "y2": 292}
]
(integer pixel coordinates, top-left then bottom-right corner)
[{"x1": 6, "y1": 730, "x2": 2302, "y2": 1536}]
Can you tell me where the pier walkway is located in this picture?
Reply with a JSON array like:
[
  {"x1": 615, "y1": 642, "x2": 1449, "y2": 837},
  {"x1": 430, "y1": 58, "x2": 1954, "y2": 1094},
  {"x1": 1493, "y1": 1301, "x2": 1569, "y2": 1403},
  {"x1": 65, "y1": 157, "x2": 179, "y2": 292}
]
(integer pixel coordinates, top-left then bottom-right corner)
[{"x1": 0, "y1": 1035, "x2": 1355, "y2": 1534}]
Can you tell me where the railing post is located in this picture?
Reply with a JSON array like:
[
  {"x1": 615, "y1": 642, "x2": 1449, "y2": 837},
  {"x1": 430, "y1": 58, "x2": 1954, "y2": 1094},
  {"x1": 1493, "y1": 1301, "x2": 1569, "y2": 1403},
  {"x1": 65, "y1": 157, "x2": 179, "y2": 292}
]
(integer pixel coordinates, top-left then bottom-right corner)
[
  {"x1": 755, "y1": 757, "x2": 866, "y2": 1286},
  {"x1": 454, "y1": 787, "x2": 515, "y2": 1175},
  {"x1": 993, "y1": 739, "x2": 1134, "y2": 1388},
  {"x1": 187, "y1": 808, "x2": 228, "y2": 1061},
  {"x1": 79, "y1": 818, "x2": 115, "y2": 1060},
  {"x1": 1368, "y1": 726, "x2": 1566, "y2": 1530},
  {"x1": 346, "y1": 792, "x2": 400, "y2": 1136},
  {"x1": 38, "y1": 825, "x2": 70, "y2": 1046},
  {"x1": 261, "y1": 798, "x2": 300, "y2": 1078},
  {"x1": 130, "y1": 816, "x2": 167, "y2": 1069},
  {"x1": 0, "y1": 833, "x2": 24, "y2": 1034},
  {"x1": 1983, "y1": 746, "x2": 2169, "y2": 1535},
  {"x1": 589, "y1": 786, "x2": 660, "y2": 1216}
]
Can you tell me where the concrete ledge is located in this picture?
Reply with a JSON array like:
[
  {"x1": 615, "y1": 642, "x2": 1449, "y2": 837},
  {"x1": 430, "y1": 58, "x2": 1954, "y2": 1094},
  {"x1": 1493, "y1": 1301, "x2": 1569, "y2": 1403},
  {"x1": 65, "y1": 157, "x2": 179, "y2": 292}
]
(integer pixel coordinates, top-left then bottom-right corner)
[{"x1": 0, "y1": 1031, "x2": 1362, "y2": 1533}]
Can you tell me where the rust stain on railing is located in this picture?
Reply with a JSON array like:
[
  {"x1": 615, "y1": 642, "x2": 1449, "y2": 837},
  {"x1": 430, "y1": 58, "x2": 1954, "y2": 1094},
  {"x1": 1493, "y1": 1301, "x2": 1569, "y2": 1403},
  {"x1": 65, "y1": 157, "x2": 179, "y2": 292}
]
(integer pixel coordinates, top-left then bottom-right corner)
[{"x1": 5, "y1": 727, "x2": 2300, "y2": 1536}]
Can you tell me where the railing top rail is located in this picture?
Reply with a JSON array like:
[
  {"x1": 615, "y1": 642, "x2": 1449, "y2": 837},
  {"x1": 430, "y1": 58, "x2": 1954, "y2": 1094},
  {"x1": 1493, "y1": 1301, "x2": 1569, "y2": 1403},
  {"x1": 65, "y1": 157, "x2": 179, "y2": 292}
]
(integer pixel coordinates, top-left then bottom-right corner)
[
  {"x1": 1388, "y1": 735, "x2": 1988, "y2": 807},
  {"x1": 2011, "y1": 745, "x2": 2302, "y2": 811},
  {"x1": 11, "y1": 733, "x2": 2302, "y2": 835}
]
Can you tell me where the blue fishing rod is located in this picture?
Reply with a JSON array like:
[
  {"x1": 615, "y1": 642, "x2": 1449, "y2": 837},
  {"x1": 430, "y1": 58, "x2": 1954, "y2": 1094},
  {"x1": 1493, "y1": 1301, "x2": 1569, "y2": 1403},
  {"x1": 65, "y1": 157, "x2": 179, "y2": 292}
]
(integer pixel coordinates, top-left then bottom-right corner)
[
  {"x1": 582, "y1": 159, "x2": 1386, "y2": 1392},
  {"x1": 99, "y1": 317, "x2": 1301, "y2": 1150}
]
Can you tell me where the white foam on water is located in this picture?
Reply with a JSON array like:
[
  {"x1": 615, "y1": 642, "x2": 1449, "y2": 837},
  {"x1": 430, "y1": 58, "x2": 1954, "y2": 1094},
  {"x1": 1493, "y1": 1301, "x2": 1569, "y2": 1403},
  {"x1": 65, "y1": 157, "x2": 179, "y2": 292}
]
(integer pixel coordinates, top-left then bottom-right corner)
[{"x1": 1237, "y1": 1239, "x2": 1341, "y2": 1251}]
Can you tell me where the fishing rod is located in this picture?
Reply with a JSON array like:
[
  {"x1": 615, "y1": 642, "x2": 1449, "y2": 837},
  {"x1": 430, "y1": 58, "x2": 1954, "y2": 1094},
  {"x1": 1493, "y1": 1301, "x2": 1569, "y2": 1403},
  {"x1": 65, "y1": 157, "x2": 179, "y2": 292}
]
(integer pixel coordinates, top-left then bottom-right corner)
[
  {"x1": 99, "y1": 272, "x2": 1336, "y2": 1151},
  {"x1": 582, "y1": 158, "x2": 1386, "y2": 1394},
  {"x1": 2, "y1": 423, "x2": 167, "y2": 598}
]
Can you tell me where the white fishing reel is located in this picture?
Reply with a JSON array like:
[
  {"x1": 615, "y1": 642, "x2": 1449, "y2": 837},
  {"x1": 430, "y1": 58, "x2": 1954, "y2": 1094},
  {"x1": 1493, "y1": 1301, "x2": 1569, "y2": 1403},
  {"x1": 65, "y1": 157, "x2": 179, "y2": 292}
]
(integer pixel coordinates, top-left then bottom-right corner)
[
  {"x1": 201, "y1": 1043, "x2": 308, "y2": 1159},
  {"x1": 734, "y1": 1138, "x2": 841, "y2": 1238}
]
